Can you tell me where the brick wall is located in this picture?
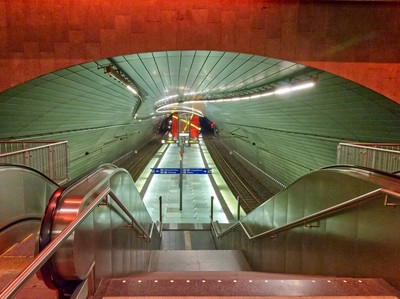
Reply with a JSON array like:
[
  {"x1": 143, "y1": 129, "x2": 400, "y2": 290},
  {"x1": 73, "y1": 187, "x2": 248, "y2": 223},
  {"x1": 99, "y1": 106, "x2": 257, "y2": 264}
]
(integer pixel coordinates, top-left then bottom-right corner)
[{"x1": 1, "y1": 0, "x2": 400, "y2": 102}]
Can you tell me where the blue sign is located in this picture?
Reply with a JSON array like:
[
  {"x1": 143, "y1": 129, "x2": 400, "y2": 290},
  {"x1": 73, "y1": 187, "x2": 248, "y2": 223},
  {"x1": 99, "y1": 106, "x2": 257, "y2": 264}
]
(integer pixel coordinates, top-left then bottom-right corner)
[
  {"x1": 151, "y1": 168, "x2": 212, "y2": 174},
  {"x1": 151, "y1": 168, "x2": 181, "y2": 174},
  {"x1": 183, "y1": 168, "x2": 212, "y2": 174}
]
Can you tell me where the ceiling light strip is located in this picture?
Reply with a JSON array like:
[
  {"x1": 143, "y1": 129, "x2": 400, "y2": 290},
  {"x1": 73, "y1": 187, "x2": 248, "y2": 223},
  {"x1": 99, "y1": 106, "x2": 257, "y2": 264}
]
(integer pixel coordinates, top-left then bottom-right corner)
[
  {"x1": 156, "y1": 105, "x2": 204, "y2": 117},
  {"x1": 155, "y1": 79, "x2": 316, "y2": 111}
]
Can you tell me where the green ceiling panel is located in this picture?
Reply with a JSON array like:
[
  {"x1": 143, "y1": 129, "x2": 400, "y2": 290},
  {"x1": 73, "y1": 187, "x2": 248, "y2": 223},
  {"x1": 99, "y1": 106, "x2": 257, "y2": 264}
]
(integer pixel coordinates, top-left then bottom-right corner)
[{"x1": 1, "y1": 51, "x2": 399, "y2": 183}]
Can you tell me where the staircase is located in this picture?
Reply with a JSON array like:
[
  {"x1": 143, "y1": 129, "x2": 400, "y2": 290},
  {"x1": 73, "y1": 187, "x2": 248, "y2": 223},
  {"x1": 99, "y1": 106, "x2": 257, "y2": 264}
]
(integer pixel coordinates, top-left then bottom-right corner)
[{"x1": 93, "y1": 230, "x2": 400, "y2": 298}]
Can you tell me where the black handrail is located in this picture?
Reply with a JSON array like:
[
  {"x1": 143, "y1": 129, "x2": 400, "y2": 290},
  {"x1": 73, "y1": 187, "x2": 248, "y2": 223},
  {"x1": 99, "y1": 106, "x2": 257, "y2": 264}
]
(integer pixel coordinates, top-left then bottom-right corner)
[
  {"x1": 322, "y1": 164, "x2": 400, "y2": 180},
  {"x1": 212, "y1": 188, "x2": 400, "y2": 240},
  {"x1": 212, "y1": 165, "x2": 400, "y2": 240},
  {"x1": 0, "y1": 188, "x2": 111, "y2": 299},
  {"x1": 0, "y1": 164, "x2": 59, "y2": 187},
  {"x1": 37, "y1": 164, "x2": 118, "y2": 291}
]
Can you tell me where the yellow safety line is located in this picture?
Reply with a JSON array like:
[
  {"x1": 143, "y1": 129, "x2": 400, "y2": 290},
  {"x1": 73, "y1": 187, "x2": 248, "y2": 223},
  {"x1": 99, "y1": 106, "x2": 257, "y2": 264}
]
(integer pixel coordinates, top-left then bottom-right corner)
[{"x1": 184, "y1": 231, "x2": 192, "y2": 250}]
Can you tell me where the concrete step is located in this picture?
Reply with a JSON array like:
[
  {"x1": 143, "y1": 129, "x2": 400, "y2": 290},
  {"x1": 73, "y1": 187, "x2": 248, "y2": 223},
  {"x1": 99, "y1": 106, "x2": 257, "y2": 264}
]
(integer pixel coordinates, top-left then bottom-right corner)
[
  {"x1": 161, "y1": 230, "x2": 216, "y2": 250},
  {"x1": 162, "y1": 223, "x2": 211, "y2": 231},
  {"x1": 147, "y1": 250, "x2": 251, "y2": 272},
  {"x1": 93, "y1": 271, "x2": 400, "y2": 298}
]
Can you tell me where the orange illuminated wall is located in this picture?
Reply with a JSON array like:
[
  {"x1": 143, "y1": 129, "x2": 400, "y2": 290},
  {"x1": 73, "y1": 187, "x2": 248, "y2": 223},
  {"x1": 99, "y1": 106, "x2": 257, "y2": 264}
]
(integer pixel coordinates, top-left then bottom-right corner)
[
  {"x1": 190, "y1": 115, "x2": 200, "y2": 139},
  {"x1": 171, "y1": 113, "x2": 178, "y2": 139},
  {"x1": 1, "y1": 1, "x2": 399, "y2": 103}
]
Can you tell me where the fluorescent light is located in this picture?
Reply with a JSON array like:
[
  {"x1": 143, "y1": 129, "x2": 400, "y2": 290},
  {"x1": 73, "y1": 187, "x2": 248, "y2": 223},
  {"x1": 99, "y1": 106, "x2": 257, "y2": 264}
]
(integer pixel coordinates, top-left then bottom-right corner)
[
  {"x1": 260, "y1": 92, "x2": 274, "y2": 97},
  {"x1": 274, "y1": 87, "x2": 291, "y2": 95},
  {"x1": 156, "y1": 104, "x2": 204, "y2": 117},
  {"x1": 154, "y1": 79, "x2": 316, "y2": 113},
  {"x1": 184, "y1": 91, "x2": 198, "y2": 96},
  {"x1": 291, "y1": 82, "x2": 315, "y2": 91},
  {"x1": 105, "y1": 65, "x2": 141, "y2": 99},
  {"x1": 162, "y1": 94, "x2": 179, "y2": 101},
  {"x1": 126, "y1": 85, "x2": 138, "y2": 95}
]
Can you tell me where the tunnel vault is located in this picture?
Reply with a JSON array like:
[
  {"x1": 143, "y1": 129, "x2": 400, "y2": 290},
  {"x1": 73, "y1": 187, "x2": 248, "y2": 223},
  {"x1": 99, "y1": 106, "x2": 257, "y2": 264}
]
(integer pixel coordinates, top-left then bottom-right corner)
[{"x1": 1, "y1": 1, "x2": 400, "y2": 103}]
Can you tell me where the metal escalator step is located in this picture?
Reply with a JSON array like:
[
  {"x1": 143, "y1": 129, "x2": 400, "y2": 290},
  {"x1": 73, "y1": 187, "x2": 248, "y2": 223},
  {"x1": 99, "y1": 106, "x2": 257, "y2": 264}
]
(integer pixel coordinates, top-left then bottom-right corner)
[{"x1": 1, "y1": 234, "x2": 36, "y2": 257}]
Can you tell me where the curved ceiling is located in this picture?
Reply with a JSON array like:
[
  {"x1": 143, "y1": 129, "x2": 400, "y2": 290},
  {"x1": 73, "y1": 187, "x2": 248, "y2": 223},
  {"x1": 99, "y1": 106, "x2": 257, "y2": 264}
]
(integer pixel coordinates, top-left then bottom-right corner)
[
  {"x1": 0, "y1": 51, "x2": 321, "y2": 138},
  {"x1": 0, "y1": 51, "x2": 399, "y2": 183}
]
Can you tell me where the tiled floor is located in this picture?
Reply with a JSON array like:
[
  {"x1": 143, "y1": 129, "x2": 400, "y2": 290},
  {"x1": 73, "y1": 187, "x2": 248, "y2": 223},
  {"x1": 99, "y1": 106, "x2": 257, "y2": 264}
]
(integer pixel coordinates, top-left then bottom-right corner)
[{"x1": 142, "y1": 143, "x2": 232, "y2": 224}]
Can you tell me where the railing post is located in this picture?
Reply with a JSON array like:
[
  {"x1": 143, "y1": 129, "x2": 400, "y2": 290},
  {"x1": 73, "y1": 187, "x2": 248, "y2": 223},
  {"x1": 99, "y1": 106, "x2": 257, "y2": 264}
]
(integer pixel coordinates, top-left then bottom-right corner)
[
  {"x1": 237, "y1": 196, "x2": 241, "y2": 221},
  {"x1": 210, "y1": 196, "x2": 214, "y2": 221},
  {"x1": 159, "y1": 196, "x2": 162, "y2": 223}
]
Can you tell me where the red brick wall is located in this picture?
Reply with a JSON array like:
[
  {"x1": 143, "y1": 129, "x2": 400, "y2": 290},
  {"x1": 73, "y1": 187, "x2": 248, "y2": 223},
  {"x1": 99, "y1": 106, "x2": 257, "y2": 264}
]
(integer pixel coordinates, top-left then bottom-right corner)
[{"x1": 1, "y1": 1, "x2": 400, "y2": 102}]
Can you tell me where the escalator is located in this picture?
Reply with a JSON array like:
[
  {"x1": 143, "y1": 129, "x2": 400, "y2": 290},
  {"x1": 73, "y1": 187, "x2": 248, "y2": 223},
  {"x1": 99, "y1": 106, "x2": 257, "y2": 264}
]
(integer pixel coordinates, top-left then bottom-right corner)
[
  {"x1": 0, "y1": 165, "x2": 59, "y2": 298},
  {"x1": 36, "y1": 164, "x2": 162, "y2": 298},
  {"x1": 1, "y1": 165, "x2": 400, "y2": 298},
  {"x1": 212, "y1": 165, "x2": 400, "y2": 291}
]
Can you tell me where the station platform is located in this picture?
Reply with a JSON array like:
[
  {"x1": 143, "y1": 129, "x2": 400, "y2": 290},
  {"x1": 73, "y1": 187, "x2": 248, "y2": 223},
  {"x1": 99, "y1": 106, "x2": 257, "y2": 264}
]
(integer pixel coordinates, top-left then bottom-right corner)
[{"x1": 137, "y1": 142, "x2": 241, "y2": 225}]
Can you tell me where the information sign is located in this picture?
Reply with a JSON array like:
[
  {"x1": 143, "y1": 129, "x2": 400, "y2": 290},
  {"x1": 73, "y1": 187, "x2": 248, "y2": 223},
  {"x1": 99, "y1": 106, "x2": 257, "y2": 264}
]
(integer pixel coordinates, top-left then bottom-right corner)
[{"x1": 151, "y1": 168, "x2": 212, "y2": 174}]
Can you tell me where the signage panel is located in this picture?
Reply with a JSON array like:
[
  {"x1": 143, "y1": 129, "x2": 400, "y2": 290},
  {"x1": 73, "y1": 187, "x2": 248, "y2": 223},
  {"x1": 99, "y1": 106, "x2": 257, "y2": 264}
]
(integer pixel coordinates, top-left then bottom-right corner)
[{"x1": 151, "y1": 168, "x2": 212, "y2": 174}]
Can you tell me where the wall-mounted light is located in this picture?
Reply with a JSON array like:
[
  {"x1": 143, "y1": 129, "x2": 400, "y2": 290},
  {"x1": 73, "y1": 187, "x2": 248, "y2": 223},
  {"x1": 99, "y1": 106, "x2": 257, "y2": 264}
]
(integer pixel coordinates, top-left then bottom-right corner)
[
  {"x1": 126, "y1": 85, "x2": 138, "y2": 95},
  {"x1": 104, "y1": 65, "x2": 142, "y2": 100}
]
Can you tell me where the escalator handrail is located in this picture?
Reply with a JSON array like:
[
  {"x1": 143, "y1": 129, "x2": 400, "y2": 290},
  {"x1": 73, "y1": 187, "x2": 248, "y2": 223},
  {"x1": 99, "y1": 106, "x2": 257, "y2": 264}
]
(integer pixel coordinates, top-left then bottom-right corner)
[
  {"x1": 38, "y1": 164, "x2": 157, "y2": 291},
  {"x1": 213, "y1": 187, "x2": 400, "y2": 240},
  {"x1": 212, "y1": 165, "x2": 400, "y2": 240},
  {"x1": 0, "y1": 163, "x2": 59, "y2": 188},
  {"x1": 36, "y1": 163, "x2": 119, "y2": 290},
  {"x1": 0, "y1": 184, "x2": 160, "y2": 299},
  {"x1": 322, "y1": 164, "x2": 400, "y2": 180},
  {"x1": 0, "y1": 187, "x2": 110, "y2": 299},
  {"x1": 38, "y1": 163, "x2": 118, "y2": 252}
]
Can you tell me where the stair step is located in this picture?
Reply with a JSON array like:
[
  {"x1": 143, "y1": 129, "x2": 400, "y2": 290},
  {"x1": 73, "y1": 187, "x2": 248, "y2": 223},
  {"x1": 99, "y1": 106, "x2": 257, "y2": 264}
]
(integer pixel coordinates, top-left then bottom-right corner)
[
  {"x1": 1, "y1": 233, "x2": 35, "y2": 257},
  {"x1": 0, "y1": 234, "x2": 57, "y2": 298},
  {"x1": 161, "y1": 230, "x2": 215, "y2": 250},
  {"x1": 162, "y1": 223, "x2": 211, "y2": 231},
  {"x1": 94, "y1": 272, "x2": 399, "y2": 298},
  {"x1": 147, "y1": 250, "x2": 251, "y2": 272}
]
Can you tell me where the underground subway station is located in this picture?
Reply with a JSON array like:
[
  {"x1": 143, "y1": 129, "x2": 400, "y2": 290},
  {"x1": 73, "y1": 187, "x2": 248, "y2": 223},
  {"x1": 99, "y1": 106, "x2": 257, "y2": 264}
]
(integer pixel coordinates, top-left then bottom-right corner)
[{"x1": 0, "y1": 1, "x2": 400, "y2": 298}]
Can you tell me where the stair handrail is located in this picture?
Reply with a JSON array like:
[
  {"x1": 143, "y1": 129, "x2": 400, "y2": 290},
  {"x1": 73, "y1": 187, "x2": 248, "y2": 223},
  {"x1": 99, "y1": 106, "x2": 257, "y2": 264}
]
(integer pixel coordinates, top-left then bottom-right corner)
[
  {"x1": 0, "y1": 183, "x2": 159, "y2": 299},
  {"x1": 0, "y1": 187, "x2": 110, "y2": 299},
  {"x1": 213, "y1": 188, "x2": 400, "y2": 240},
  {"x1": 108, "y1": 190, "x2": 154, "y2": 240}
]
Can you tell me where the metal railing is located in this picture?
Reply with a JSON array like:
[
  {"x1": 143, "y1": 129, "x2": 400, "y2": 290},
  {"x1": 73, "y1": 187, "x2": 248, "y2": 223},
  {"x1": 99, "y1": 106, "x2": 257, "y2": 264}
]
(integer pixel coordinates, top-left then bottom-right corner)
[
  {"x1": 212, "y1": 188, "x2": 400, "y2": 240},
  {"x1": 0, "y1": 140, "x2": 69, "y2": 184},
  {"x1": 0, "y1": 186, "x2": 159, "y2": 299},
  {"x1": 337, "y1": 142, "x2": 400, "y2": 173},
  {"x1": 108, "y1": 191, "x2": 154, "y2": 241}
]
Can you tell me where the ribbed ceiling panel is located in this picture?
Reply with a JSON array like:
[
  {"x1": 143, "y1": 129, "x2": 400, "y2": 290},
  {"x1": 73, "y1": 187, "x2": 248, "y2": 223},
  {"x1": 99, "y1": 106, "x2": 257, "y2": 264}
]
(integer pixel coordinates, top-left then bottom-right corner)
[
  {"x1": 205, "y1": 71, "x2": 400, "y2": 185},
  {"x1": 1, "y1": 51, "x2": 399, "y2": 182}
]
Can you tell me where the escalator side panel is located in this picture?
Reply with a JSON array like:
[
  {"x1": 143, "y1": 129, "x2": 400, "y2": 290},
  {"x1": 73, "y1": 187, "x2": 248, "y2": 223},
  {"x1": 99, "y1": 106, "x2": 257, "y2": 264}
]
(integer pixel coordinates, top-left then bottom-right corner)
[{"x1": 214, "y1": 167, "x2": 400, "y2": 290}]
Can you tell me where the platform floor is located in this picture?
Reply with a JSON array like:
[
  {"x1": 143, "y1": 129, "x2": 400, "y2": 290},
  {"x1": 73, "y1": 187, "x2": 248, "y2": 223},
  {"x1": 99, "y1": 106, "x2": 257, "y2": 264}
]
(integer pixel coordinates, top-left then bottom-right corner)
[{"x1": 140, "y1": 143, "x2": 235, "y2": 224}]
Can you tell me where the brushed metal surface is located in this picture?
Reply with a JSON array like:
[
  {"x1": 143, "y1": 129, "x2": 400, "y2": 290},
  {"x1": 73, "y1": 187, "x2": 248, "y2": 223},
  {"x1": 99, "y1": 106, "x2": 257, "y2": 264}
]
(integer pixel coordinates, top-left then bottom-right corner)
[
  {"x1": 45, "y1": 164, "x2": 160, "y2": 287},
  {"x1": 0, "y1": 165, "x2": 58, "y2": 248},
  {"x1": 214, "y1": 166, "x2": 400, "y2": 290}
]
